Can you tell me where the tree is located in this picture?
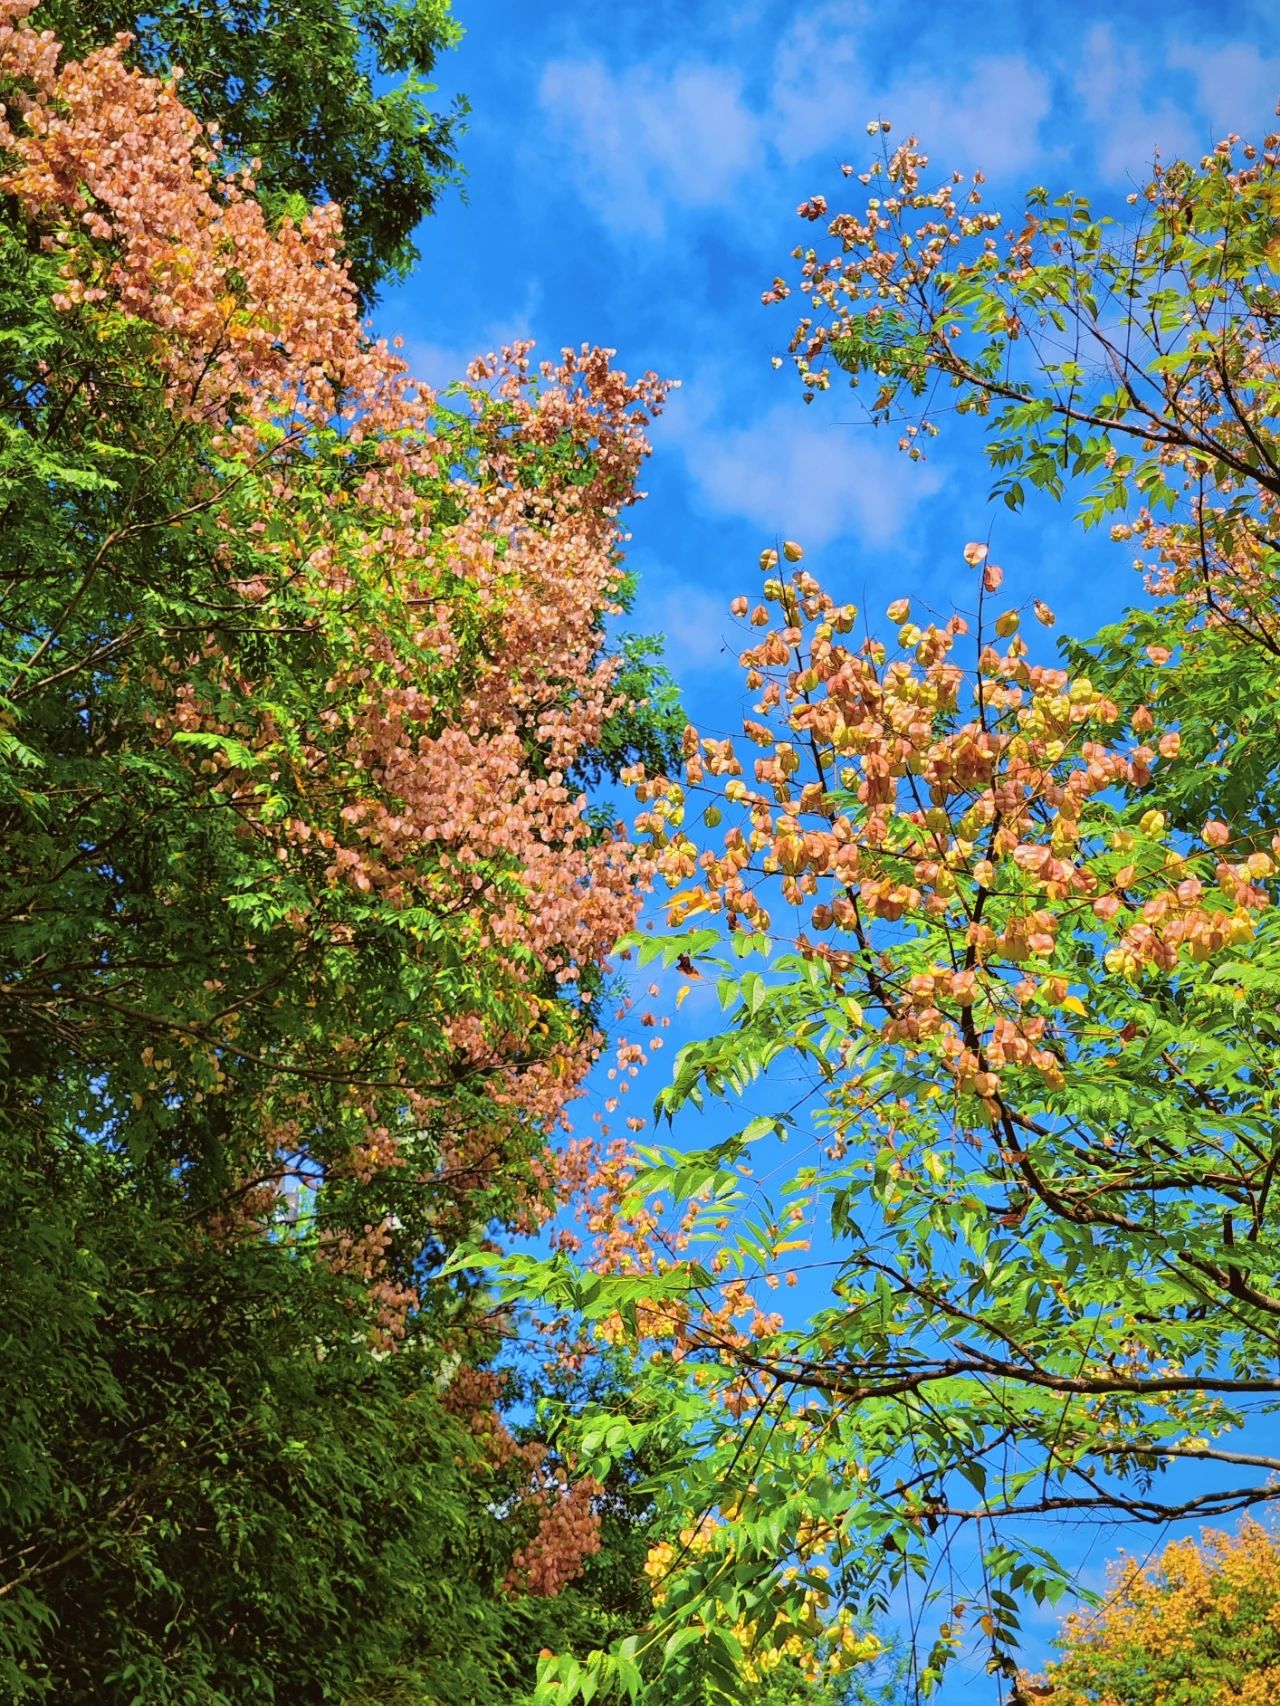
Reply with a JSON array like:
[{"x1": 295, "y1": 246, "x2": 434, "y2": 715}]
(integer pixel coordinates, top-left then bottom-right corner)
[
  {"x1": 0, "y1": 0, "x2": 670, "y2": 1272},
  {"x1": 1026, "y1": 1520, "x2": 1280, "y2": 1705},
  {"x1": 0, "y1": 1132, "x2": 683, "y2": 1703},
  {"x1": 0, "y1": 2, "x2": 674, "y2": 1694},
  {"x1": 512, "y1": 116, "x2": 1280, "y2": 1703},
  {"x1": 41, "y1": 0, "x2": 466, "y2": 305},
  {"x1": 1, "y1": 1132, "x2": 507, "y2": 1703}
]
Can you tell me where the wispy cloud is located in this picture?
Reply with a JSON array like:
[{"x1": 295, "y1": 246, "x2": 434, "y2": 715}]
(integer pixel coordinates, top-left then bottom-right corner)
[
  {"x1": 400, "y1": 291, "x2": 541, "y2": 391},
  {"x1": 885, "y1": 53, "x2": 1054, "y2": 179},
  {"x1": 771, "y1": 4, "x2": 1052, "y2": 179},
  {"x1": 1165, "y1": 39, "x2": 1280, "y2": 144},
  {"x1": 538, "y1": 9, "x2": 1053, "y2": 248},
  {"x1": 1073, "y1": 24, "x2": 1200, "y2": 183},
  {"x1": 537, "y1": 55, "x2": 763, "y2": 237},
  {"x1": 672, "y1": 397, "x2": 943, "y2": 548},
  {"x1": 634, "y1": 581, "x2": 740, "y2": 677},
  {"x1": 768, "y1": 0, "x2": 867, "y2": 164}
]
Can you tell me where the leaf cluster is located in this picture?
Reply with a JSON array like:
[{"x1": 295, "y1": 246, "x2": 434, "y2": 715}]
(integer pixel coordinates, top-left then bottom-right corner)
[{"x1": 43, "y1": 0, "x2": 467, "y2": 304}]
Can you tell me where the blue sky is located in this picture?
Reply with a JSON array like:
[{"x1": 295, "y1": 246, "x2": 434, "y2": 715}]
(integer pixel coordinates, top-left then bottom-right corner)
[
  {"x1": 375, "y1": 3, "x2": 1280, "y2": 1693},
  {"x1": 381, "y1": 0, "x2": 1280, "y2": 707}
]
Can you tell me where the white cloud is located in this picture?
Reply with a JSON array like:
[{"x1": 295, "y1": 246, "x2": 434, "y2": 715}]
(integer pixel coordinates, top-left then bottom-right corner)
[
  {"x1": 401, "y1": 335, "x2": 489, "y2": 390},
  {"x1": 400, "y1": 298, "x2": 539, "y2": 391},
  {"x1": 673, "y1": 397, "x2": 943, "y2": 548},
  {"x1": 639, "y1": 584, "x2": 739, "y2": 676},
  {"x1": 1165, "y1": 40, "x2": 1280, "y2": 145},
  {"x1": 532, "y1": 14, "x2": 1051, "y2": 244},
  {"x1": 537, "y1": 55, "x2": 763, "y2": 236},
  {"x1": 886, "y1": 54, "x2": 1053, "y2": 180},
  {"x1": 526, "y1": 8, "x2": 1277, "y2": 252},
  {"x1": 769, "y1": 0, "x2": 867, "y2": 164},
  {"x1": 1074, "y1": 24, "x2": 1199, "y2": 182},
  {"x1": 769, "y1": 4, "x2": 1050, "y2": 179}
]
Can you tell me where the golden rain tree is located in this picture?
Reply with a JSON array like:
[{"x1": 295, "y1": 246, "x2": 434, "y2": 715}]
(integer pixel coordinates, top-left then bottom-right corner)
[{"x1": 504, "y1": 111, "x2": 1280, "y2": 1706}]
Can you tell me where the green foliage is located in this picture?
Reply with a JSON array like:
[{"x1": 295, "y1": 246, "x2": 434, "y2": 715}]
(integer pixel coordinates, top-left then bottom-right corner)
[
  {"x1": 576, "y1": 632, "x2": 686, "y2": 793},
  {"x1": 0, "y1": 185, "x2": 650, "y2": 1240},
  {"x1": 43, "y1": 0, "x2": 466, "y2": 303},
  {"x1": 487, "y1": 124, "x2": 1280, "y2": 1704},
  {"x1": 0, "y1": 234, "x2": 487, "y2": 1230},
  {"x1": 0, "y1": 1130, "x2": 467, "y2": 1702},
  {"x1": 0, "y1": 1124, "x2": 678, "y2": 1704},
  {"x1": 0, "y1": 27, "x2": 673, "y2": 1699},
  {"x1": 830, "y1": 309, "x2": 931, "y2": 394}
]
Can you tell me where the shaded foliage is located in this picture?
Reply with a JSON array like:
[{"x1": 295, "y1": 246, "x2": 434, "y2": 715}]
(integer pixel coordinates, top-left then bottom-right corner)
[
  {"x1": 42, "y1": 0, "x2": 466, "y2": 304},
  {"x1": 0, "y1": 5, "x2": 675, "y2": 1698}
]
